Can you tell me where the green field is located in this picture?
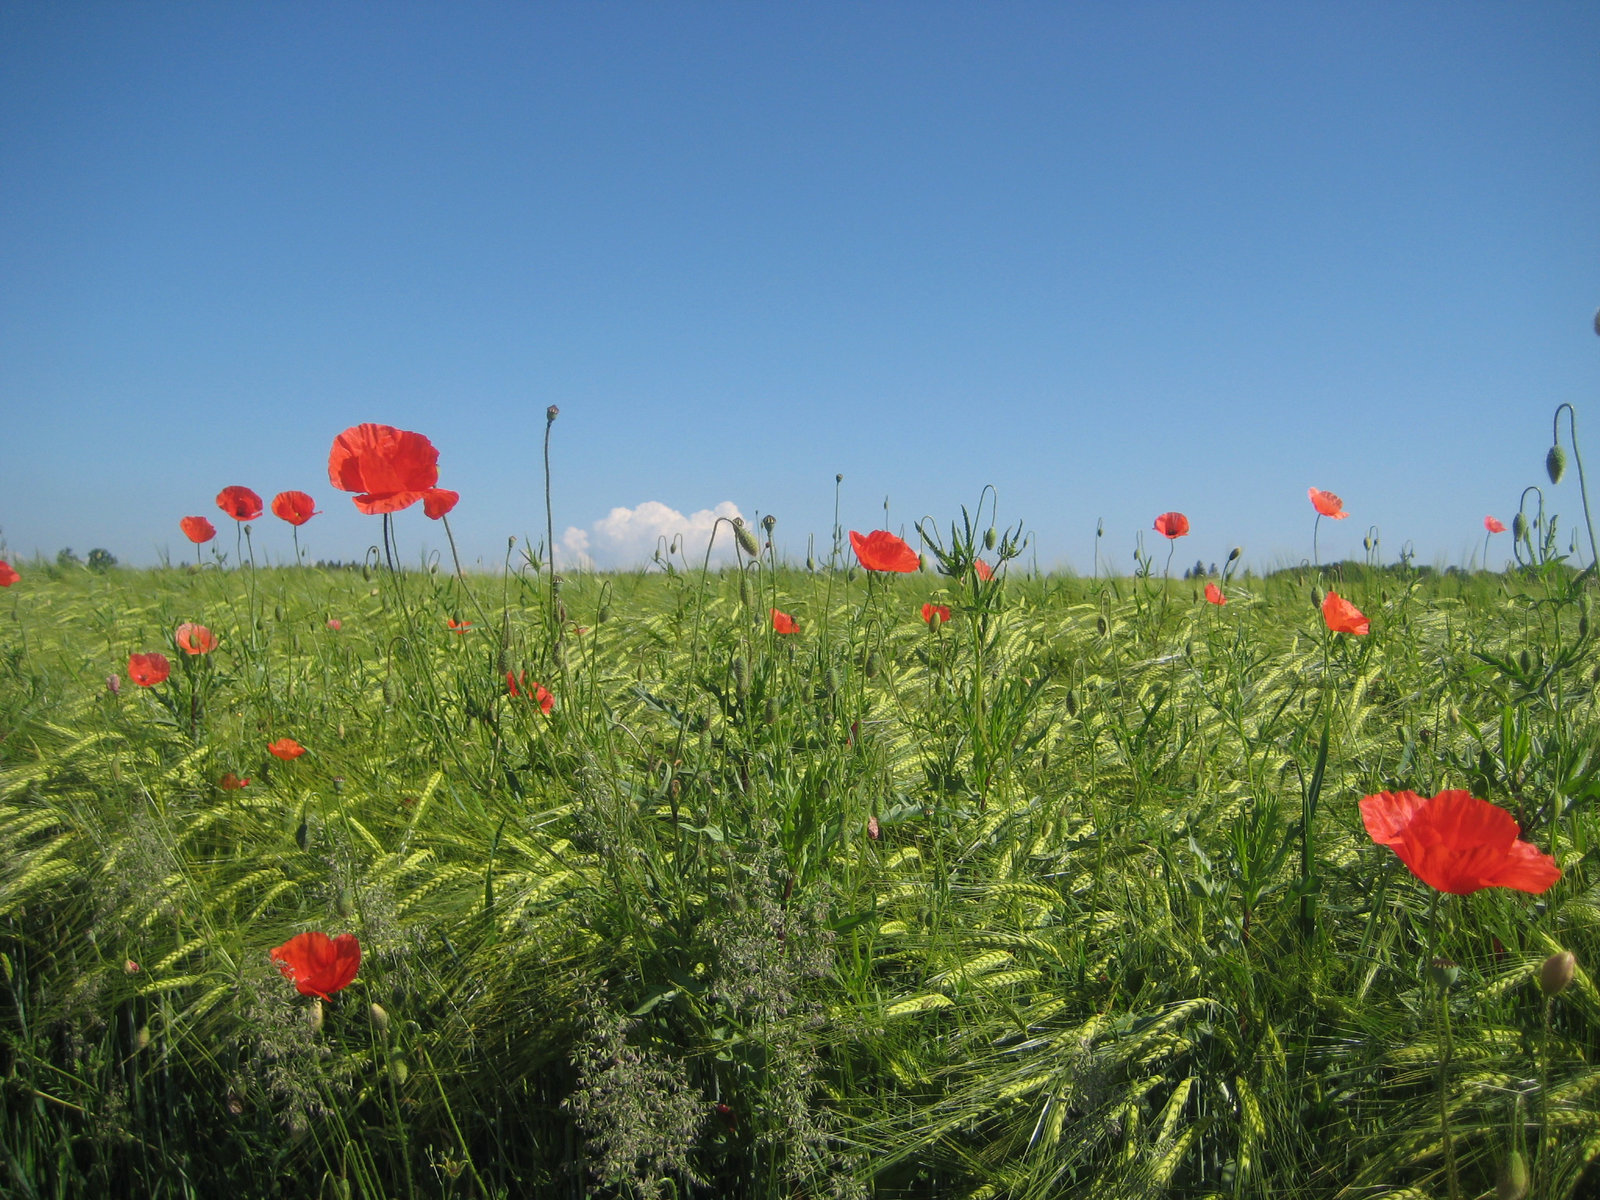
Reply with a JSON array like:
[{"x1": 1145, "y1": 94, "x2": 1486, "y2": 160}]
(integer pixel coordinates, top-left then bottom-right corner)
[{"x1": 2, "y1": 525, "x2": 1597, "y2": 1198}]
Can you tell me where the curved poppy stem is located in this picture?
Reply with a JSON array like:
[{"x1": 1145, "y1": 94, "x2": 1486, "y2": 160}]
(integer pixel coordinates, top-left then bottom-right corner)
[
  {"x1": 1552, "y1": 403, "x2": 1598, "y2": 572},
  {"x1": 543, "y1": 406, "x2": 560, "y2": 647},
  {"x1": 1312, "y1": 513, "x2": 1322, "y2": 569}
]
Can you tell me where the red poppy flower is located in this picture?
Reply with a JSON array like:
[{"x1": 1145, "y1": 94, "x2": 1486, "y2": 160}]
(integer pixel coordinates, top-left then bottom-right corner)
[
  {"x1": 216, "y1": 486, "x2": 264, "y2": 522},
  {"x1": 1308, "y1": 488, "x2": 1347, "y2": 519},
  {"x1": 327, "y1": 424, "x2": 440, "y2": 514},
  {"x1": 179, "y1": 516, "x2": 216, "y2": 544},
  {"x1": 447, "y1": 618, "x2": 472, "y2": 633},
  {"x1": 269, "y1": 931, "x2": 361, "y2": 1000},
  {"x1": 1204, "y1": 582, "x2": 1225, "y2": 605},
  {"x1": 771, "y1": 608, "x2": 800, "y2": 634},
  {"x1": 974, "y1": 558, "x2": 994, "y2": 581},
  {"x1": 219, "y1": 773, "x2": 250, "y2": 790},
  {"x1": 506, "y1": 672, "x2": 554, "y2": 713},
  {"x1": 422, "y1": 488, "x2": 459, "y2": 520},
  {"x1": 1360, "y1": 788, "x2": 1561, "y2": 896},
  {"x1": 849, "y1": 530, "x2": 919, "y2": 573},
  {"x1": 127, "y1": 652, "x2": 171, "y2": 687},
  {"x1": 0, "y1": 560, "x2": 18, "y2": 587},
  {"x1": 326, "y1": 618, "x2": 342, "y2": 631},
  {"x1": 1484, "y1": 516, "x2": 1506, "y2": 534},
  {"x1": 1322, "y1": 590, "x2": 1369, "y2": 635},
  {"x1": 1153, "y1": 512, "x2": 1190, "y2": 539},
  {"x1": 175, "y1": 623, "x2": 217, "y2": 655},
  {"x1": 267, "y1": 737, "x2": 306, "y2": 760},
  {"x1": 921, "y1": 602, "x2": 951, "y2": 626},
  {"x1": 271, "y1": 491, "x2": 319, "y2": 526}
]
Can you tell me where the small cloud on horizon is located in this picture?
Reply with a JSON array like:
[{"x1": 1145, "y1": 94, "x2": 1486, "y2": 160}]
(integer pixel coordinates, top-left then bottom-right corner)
[{"x1": 560, "y1": 500, "x2": 744, "y2": 570}]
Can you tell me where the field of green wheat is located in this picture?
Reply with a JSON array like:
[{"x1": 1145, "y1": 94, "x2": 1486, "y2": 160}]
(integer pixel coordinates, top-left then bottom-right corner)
[{"x1": 3, "y1": 483, "x2": 1599, "y2": 1199}]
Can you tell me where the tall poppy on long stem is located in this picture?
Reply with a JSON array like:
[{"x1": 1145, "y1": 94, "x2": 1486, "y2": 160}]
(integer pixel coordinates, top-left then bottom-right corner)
[
  {"x1": 1322, "y1": 590, "x2": 1369, "y2": 635},
  {"x1": 0, "y1": 560, "x2": 18, "y2": 587},
  {"x1": 328, "y1": 425, "x2": 440, "y2": 515},
  {"x1": 849, "y1": 530, "x2": 919, "y2": 573},
  {"x1": 217, "y1": 487, "x2": 263, "y2": 522},
  {"x1": 1308, "y1": 487, "x2": 1347, "y2": 567},
  {"x1": 1482, "y1": 515, "x2": 1506, "y2": 573}
]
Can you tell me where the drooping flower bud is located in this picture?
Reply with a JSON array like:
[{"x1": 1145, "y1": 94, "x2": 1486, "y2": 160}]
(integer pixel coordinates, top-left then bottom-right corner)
[
  {"x1": 370, "y1": 1003, "x2": 391, "y2": 1035},
  {"x1": 307, "y1": 999, "x2": 324, "y2": 1034},
  {"x1": 1548, "y1": 444, "x2": 1568, "y2": 484},
  {"x1": 984, "y1": 528, "x2": 997, "y2": 550},
  {"x1": 1227, "y1": 546, "x2": 1241, "y2": 563},
  {"x1": 733, "y1": 519, "x2": 761, "y2": 558},
  {"x1": 1496, "y1": 1150, "x2": 1529, "y2": 1200},
  {"x1": 1512, "y1": 513, "x2": 1529, "y2": 541},
  {"x1": 1540, "y1": 949, "x2": 1576, "y2": 996}
]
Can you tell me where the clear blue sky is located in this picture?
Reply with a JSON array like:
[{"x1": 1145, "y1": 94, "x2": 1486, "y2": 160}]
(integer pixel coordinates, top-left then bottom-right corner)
[{"x1": 3, "y1": 2, "x2": 1597, "y2": 574}]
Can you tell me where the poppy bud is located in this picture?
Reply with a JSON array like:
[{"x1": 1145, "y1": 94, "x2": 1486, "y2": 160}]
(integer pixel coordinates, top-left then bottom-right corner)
[
  {"x1": 1547, "y1": 445, "x2": 1567, "y2": 485},
  {"x1": 866, "y1": 650, "x2": 882, "y2": 679},
  {"x1": 732, "y1": 656, "x2": 749, "y2": 696},
  {"x1": 806, "y1": 555, "x2": 816, "y2": 572},
  {"x1": 1310, "y1": 586, "x2": 1321, "y2": 609},
  {"x1": 295, "y1": 817, "x2": 309, "y2": 850},
  {"x1": 598, "y1": 604, "x2": 610, "y2": 624},
  {"x1": 546, "y1": 405, "x2": 560, "y2": 422},
  {"x1": 733, "y1": 519, "x2": 760, "y2": 558},
  {"x1": 917, "y1": 553, "x2": 928, "y2": 571},
  {"x1": 370, "y1": 1003, "x2": 391, "y2": 1034},
  {"x1": 331, "y1": 776, "x2": 345, "y2": 795},
  {"x1": 1227, "y1": 546, "x2": 1241, "y2": 563},
  {"x1": 136, "y1": 1025, "x2": 151, "y2": 1051},
  {"x1": 307, "y1": 999, "x2": 324, "y2": 1034},
  {"x1": 738, "y1": 573, "x2": 750, "y2": 606},
  {"x1": 984, "y1": 528, "x2": 997, "y2": 550},
  {"x1": 1519, "y1": 649, "x2": 1531, "y2": 675},
  {"x1": 1096, "y1": 615, "x2": 1108, "y2": 636},
  {"x1": 389, "y1": 1051, "x2": 409, "y2": 1084},
  {"x1": 1540, "y1": 949, "x2": 1576, "y2": 996},
  {"x1": 1497, "y1": 1150, "x2": 1529, "y2": 1200},
  {"x1": 1512, "y1": 513, "x2": 1529, "y2": 540},
  {"x1": 824, "y1": 667, "x2": 841, "y2": 697},
  {"x1": 836, "y1": 473, "x2": 843, "y2": 484},
  {"x1": 338, "y1": 888, "x2": 355, "y2": 918},
  {"x1": 1065, "y1": 689, "x2": 1078, "y2": 717},
  {"x1": 761, "y1": 514, "x2": 777, "y2": 534},
  {"x1": 764, "y1": 696, "x2": 780, "y2": 725}
]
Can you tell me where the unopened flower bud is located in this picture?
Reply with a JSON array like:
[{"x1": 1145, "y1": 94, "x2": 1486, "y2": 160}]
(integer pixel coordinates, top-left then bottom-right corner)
[
  {"x1": 1540, "y1": 949, "x2": 1576, "y2": 996},
  {"x1": 1547, "y1": 445, "x2": 1567, "y2": 485},
  {"x1": 1310, "y1": 586, "x2": 1321, "y2": 609},
  {"x1": 370, "y1": 1003, "x2": 391, "y2": 1034},
  {"x1": 546, "y1": 405, "x2": 560, "y2": 422},
  {"x1": 732, "y1": 656, "x2": 749, "y2": 696},
  {"x1": 136, "y1": 1024, "x2": 151, "y2": 1051},
  {"x1": 763, "y1": 696, "x2": 780, "y2": 725},
  {"x1": 806, "y1": 554, "x2": 816, "y2": 572},
  {"x1": 1096, "y1": 615, "x2": 1108, "y2": 636},
  {"x1": 733, "y1": 519, "x2": 760, "y2": 558},
  {"x1": 338, "y1": 888, "x2": 356, "y2": 918},
  {"x1": 984, "y1": 528, "x2": 997, "y2": 550},
  {"x1": 865, "y1": 650, "x2": 882, "y2": 679},
  {"x1": 1227, "y1": 546, "x2": 1241, "y2": 563},
  {"x1": 1497, "y1": 1149, "x2": 1529, "y2": 1200},
  {"x1": 307, "y1": 999, "x2": 324, "y2": 1034},
  {"x1": 761, "y1": 514, "x2": 776, "y2": 534},
  {"x1": 1513, "y1": 513, "x2": 1528, "y2": 540}
]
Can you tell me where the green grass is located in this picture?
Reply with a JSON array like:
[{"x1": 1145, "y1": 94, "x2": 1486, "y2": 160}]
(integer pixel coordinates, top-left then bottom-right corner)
[{"x1": 2, "y1": 544, "x2": 1598, "y2": 1199}]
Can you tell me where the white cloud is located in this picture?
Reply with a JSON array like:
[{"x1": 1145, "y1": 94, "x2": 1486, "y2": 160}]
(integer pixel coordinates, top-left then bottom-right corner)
[{"x1": 559, "y1": 500, "x2": 745, "y2": 570}]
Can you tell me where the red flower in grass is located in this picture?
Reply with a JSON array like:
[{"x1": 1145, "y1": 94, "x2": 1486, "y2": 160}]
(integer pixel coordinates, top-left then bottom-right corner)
[
  {"x1": 921, "y1": 602, "x2": 951, "y2": 626},
  {"x1": 447, "y1": 618, "x2": 472, "y2": 633},
  {"x1": 1153, "y1": 512, "x2": 1190, "y2": 539},
  {"x1": 507, "y1": 672, "x2": 554, "y2": 713},
  {"x1": 1308, "y1": 488, "x2": 1347, "y2": 519},
  {"x1": 216, "y1": 486, "x2": 263, "y2": 522},
  {"x1": 270, "y1": 931, "x2": 361, "y2": 1000},
  {"x1": 271, "y1": 491, "x2": 319, "y2": 526},
  {"x1": 0, "y1": 560, "x2": 18, "y2": 587},
  {"x1": 179, "y1": 516, "x2": 216, "y2": 544},
  {"x1": 175, "y1": 623, "x2": 217, "y2": 655},
  {"x1": 1204, "y1": 582, "x2": 1226, "y2": 605},
  {"x1": 849, "y1": 530, "x2": 919, "y2": 573},
  {"x1": 219, "y1": 773, "x2": 250, "y2": 790},
  {"x1": 1484, "y1": 516, "x2": 1506, "y2": 534},
  {"x1": 127, "y1": 652, "x2": 171, "y2": 687},
  {"x1": 1360, "y1": 789, "x2": 1561, "y2": 895},
  {"x1": 1322, "y1": 590, "x2": 1369, "y2": 635},
  {"x1": 268, "y1": 738, "x2": 306, "y2": 760},
  {"x1": 328, "y1": 424, "x2": 440, "y2": 514},
  {"x1": 974, "y1": 558, "x2": 994, "y2": 581},
  {"x1": 422, "y1": 488, "x2": 459, "y2": 520},
  {"x1": 771, "y1": 608, "x2": 800, "y2": 634}
]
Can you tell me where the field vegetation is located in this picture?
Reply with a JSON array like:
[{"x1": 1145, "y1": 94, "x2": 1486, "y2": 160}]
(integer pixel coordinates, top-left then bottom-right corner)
[{"x1": 3, "y1": 458, "x2": 1599, "y2": 1198}]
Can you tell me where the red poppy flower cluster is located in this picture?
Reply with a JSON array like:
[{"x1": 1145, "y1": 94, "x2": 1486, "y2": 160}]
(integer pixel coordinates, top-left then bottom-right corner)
[
  {"x1": 1153, "y1": 512, "x2": 1190, "y2": 539},
  {"x1": 268, "y1": 738, "x2": 306, "y2": 760},
  {"x1": 849, "y1": 530, "x2": 919, "y2": 573},
  {"x1": 507, "y1": 672, "x2": 554, "y2": 713},
  {"x1": 127, "y1": 652, "x2": 171, "y2": 687},
  {"x1": 771, "y1": 609, "x2": 800, "y2": 635},
  {"x1": 1322, "y1": 591, "x2": 1369, "y2": 635},
  {"x1": 0, "y1": 560, "x2": 18, "y2": 587},
  {"x1": 1361, "y1": 788, "x2": 1560, "y2": 895},
  {"x1": 270, "y1": 931, "x2": 361, "y2": 1000},
  {"x1": 328, "y1": 424, "x2": 457, "y2": 518},
  {"x1": 175, "y1": 623, "x2": 217, "y2": 655}
]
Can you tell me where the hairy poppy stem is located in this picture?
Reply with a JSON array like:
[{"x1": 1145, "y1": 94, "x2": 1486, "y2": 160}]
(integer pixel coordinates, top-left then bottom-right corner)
[
  {"x1": 1552, "y1": 404, "x2": 1597, "y2": 572},
  {"x1": 543, "y1": 406, "x2": 559, "y2": 645}
]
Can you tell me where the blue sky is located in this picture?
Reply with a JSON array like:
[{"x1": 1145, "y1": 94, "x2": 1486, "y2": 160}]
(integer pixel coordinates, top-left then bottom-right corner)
[{"x1": 2, "y1": 2, "x2": 1597, "y2": 574}]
